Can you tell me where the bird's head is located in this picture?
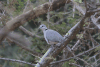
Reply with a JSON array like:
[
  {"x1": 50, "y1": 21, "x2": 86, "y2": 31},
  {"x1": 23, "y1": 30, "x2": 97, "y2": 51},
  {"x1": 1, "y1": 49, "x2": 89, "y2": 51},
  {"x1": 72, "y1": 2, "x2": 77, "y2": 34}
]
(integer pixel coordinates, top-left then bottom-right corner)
[{"x1": 39, "y1": 24, "x2": 47, "y2": 32}]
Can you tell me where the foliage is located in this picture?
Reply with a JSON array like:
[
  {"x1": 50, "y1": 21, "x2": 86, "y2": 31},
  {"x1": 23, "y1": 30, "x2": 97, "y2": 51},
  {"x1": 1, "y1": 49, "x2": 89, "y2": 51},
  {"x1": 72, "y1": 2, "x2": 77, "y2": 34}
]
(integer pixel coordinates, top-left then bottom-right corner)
[
  {"x1": 74, "y1": 0, "x2": 82, "y2": 3},
  {"x1": 0, "y1": 0, "x2": 100, "y2": 67}
]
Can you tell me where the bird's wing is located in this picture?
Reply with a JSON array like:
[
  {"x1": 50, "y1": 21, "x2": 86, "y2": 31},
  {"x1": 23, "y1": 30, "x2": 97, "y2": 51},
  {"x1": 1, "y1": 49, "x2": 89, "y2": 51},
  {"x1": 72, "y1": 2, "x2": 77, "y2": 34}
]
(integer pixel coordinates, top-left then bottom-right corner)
[{"x1": 45, "y1": 29, "x2": 64, "y2": 43}]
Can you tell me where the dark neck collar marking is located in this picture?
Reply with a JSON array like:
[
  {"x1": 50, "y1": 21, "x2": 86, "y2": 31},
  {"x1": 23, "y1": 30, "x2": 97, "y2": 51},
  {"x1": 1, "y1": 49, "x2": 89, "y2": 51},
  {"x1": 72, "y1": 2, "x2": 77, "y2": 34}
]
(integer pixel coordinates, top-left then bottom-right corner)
[{"x1": 45, "y1": 29, "x2": 48, "y2": 31}]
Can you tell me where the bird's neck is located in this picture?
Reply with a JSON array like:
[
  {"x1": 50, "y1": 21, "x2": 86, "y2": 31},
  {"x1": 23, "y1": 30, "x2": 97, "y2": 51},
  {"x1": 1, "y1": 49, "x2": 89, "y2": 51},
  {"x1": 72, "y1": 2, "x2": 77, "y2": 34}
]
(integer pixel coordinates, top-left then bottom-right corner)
[
  {"x1": 42, "y1": 28, "x2": 48, "y2": 33},
  {"x1": 45, "y1": 29, "x2": 48, "y2": 31}
]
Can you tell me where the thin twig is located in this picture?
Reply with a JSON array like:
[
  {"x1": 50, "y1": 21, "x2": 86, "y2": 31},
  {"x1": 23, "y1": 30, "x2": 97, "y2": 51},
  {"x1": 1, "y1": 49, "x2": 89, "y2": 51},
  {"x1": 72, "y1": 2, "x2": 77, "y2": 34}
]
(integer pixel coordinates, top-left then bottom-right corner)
[
  {"x1": 84, "y1": 0, "x2": 88, "y2": 12},
  {"x1": 50, "y1": 44, "x2": 100, "y2": 64},
  {"x1": 67, "y1": 43, "x2": 92, "y2": 67},
  {"x1": 71, "y1": 0, "x2": 85, "y2": 15},
  {"x1": 7, "y1": 37, "x2": 42, "y2": 57},
  {"x1": 47, "y1": 0, "x2": 52, "y2": 28},
  {"x1": 0, "y1": 57, "x2": 36, "y2": 66},
  {"x1": 69, "y1": 63, "x2": 82, "y2": 67},
  {"x1": 19, "y1": 26, "x2": 43, "y2": 38},
  {"x1": 71, "y1": 40, "x2": 80, "y2": 50},
  {"x1": 91, "y1": 15, "x2": 100, "y2": 29}
]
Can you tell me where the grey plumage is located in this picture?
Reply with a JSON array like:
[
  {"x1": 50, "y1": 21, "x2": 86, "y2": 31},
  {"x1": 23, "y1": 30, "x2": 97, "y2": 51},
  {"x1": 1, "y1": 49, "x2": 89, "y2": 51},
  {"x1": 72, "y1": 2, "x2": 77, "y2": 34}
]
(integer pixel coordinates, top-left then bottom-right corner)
[{"x1": 39, "y1": 24, "x2": 64, "y2": 45}]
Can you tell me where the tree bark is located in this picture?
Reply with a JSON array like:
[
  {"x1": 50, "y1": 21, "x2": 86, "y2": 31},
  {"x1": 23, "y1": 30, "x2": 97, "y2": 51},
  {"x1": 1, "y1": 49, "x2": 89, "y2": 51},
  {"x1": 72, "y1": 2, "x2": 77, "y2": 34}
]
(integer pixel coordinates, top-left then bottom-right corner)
[{"x1": 0, "y1": 0, "x2": 71, "y2": 43}]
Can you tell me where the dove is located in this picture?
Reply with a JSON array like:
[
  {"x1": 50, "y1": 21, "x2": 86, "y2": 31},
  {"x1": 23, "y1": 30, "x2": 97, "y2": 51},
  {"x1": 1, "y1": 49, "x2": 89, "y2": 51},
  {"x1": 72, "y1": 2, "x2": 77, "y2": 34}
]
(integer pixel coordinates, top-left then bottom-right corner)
[{"x1": 39, "y1": 24, "x2": 64, "y2": 45}]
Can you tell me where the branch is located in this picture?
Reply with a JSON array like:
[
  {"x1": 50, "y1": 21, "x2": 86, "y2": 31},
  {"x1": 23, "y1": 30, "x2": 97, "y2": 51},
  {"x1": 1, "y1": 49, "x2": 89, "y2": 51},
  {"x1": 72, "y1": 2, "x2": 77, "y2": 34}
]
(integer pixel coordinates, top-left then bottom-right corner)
[
  {"x1": 35, "y1": 1, "x2": 100, "y2": 67},
  {"x1": 71, "y1": 40, "x2": 80, "y2": 51},
  {"x1": 69, "y1": 63, "x2": 82, "y2": 67},
  {"x1": 50, "y1": 43, "x2": 100, "y2": 64},
  {"x1": 71, "y1": 0, "x2": 100, "y2": 29},
  {"x1": 23, "y1": 0, "x2": 33, "y2": 13},
  {"x1": 7, "y1": 37, "x2": 42, "y2": 57},
  {"x1": 74, "y1": 57, "x2": 92, "y2": 67},
  {"x1": 84, "y1": 0, "x2": 88, "y2": 12},
  {"x1": 91, "y1": 15, "x2": 100, "y2": 29},
  {"x1": 35, "y1": 10, "x2": 90, "y2": 66},
  {"x1": 71, "y1": 0, "x2": 85, "y2": 15},
  {"x1": 0, "y1": 3, "x2": 42, "y2": 58},
  {"x1": 66, "y1": 42, "x2": 92, "y2": 67},
  {"x1": 0, "y1": 57, "x2": 36, "y2": 66},
  {"x1": 7, "y1": 32, "x2": 32, "y2": 46},
  {"x1": 0, "y1": 0, "x2": 71, "y2": 43},
  {"x1": 19, "y1": 26, "x2": 43, "y2": 38},
  {"x1": 51, "y1": 33, "x2": 100, "y2": 64},
  {"x1": 96, "y1": 63, "x2": 100, "y2": 67}
]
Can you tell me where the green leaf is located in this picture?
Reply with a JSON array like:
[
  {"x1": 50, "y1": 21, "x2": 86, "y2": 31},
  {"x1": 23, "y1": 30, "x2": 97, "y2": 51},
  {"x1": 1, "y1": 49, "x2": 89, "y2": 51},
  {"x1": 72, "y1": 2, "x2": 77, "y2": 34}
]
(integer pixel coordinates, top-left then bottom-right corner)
[{"x1": 74, "y1": 0, "x2": 82, "y2": 3}]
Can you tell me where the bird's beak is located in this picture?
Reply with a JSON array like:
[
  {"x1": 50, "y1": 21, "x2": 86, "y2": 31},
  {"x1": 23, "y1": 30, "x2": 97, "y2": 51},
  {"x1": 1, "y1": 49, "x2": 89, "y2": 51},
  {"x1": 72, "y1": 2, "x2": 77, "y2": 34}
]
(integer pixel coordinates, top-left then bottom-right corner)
[
  {"x1": 38, "y1": 27, "x2": 41, "y2": 32},
  {"x1": 38, "y1": 27, "x2": 41, "y2": 29}
]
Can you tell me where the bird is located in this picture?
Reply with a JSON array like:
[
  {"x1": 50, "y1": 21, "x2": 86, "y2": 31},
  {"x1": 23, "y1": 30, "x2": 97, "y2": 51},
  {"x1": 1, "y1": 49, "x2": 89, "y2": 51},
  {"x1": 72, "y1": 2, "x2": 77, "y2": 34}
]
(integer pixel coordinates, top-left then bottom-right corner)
[{"x1": 39, "y1": 24, "x2": 64, "y2": 45}]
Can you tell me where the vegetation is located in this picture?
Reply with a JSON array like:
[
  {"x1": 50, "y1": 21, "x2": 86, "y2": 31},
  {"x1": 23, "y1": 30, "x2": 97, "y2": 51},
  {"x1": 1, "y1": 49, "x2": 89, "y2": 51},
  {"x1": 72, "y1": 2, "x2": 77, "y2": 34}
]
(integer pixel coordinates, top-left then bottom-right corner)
[{"x1": 0, "y1": 0, "x2": 100, "y2": 67}]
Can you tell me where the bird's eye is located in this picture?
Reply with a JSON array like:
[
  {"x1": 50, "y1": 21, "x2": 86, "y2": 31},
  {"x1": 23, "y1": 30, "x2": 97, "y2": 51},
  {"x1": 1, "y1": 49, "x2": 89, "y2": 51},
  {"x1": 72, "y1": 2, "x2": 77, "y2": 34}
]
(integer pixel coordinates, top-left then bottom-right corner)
[{"x1": 42, "y1": 26, "x2": 43, "y2": 27}]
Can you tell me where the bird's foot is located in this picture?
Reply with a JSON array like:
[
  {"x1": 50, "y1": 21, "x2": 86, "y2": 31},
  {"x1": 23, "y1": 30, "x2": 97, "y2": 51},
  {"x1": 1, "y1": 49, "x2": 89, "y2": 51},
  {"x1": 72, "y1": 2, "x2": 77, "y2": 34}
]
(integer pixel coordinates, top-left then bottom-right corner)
[
  {"x1": 56, "y1": 43, "x2": 61, "y2": 47},
  {"x1": 50, "y1": 44, "x2": 55, "y2": 48}
]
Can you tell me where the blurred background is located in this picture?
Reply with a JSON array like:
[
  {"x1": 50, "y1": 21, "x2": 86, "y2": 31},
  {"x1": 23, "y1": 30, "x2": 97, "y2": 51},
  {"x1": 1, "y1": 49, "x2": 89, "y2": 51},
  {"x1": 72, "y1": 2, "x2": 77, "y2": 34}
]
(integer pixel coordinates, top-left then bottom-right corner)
[{"x1": 0, "y1": 0, "x2": 100, "y2": 67}]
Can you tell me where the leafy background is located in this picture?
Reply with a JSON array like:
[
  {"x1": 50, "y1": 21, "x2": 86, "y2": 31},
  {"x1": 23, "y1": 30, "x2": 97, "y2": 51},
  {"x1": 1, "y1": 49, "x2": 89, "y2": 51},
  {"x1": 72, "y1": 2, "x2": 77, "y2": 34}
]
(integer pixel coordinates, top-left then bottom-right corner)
[{"x1": 0, "y1": 0, "x2": 100, "y2": 67}]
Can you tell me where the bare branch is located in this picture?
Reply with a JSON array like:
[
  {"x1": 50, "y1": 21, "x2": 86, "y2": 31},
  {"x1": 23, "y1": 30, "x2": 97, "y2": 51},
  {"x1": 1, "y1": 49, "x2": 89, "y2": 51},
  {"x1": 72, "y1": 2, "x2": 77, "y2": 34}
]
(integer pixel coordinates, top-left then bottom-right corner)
[
  {"x1": 7, "y1": 37, "x2": 42, "y2": 57},
  {"x1": 73, "y1": 5, "x2": 75, "y2": 18},
  {"x1": 23, "y1": 0, "x2": 33, "y2": 13},
  {"x1": 51, "y1": 43, "x2": 100, "y2": 64},
  {"x1": 0, "y1": 0, "x2": 71, "y2": 43},
  {"x1": 91, "y1": 15, "x2": 100, "y2": 29},
  {"x1": 93, "y1": 58, "x2": 100, "y2": 66},
  {"x1": 84, "y1": 0, "x2": 88, "y2": 12},
  {"x1": 74, "y1": 57, "x2": 92, "y2": 67},
  {"x1": 71, "y1": 40, "x2": 80, "y2": 50},
  {"x1": 96, "y1": 63, "x2": 100, "y2": 67},
  {"x1": 7, "y1": 32, "x2": 32, "y2": 46},
  {"x1": 0, "y1": 57, "x2": 36, "y2": 66},
  {"x1": 19, "y1": 26, "x2": 42, "y2": 38},
  {"x1": 69, "y1": 63, "x2": 82, "y2": 67},
  {"x1": 71, "y1": 0, "x2": 85, "y2": 15},
  {"x1": 67, "y1": 42, "x2": 92, "y2": 67},
  {"x1": 35, "y1": 10, "x2": 90, "y2": 66},
  {"x1": 71, "y1": 0, "x2": 100, "y2": 29}
]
